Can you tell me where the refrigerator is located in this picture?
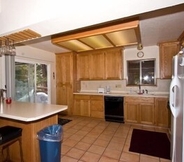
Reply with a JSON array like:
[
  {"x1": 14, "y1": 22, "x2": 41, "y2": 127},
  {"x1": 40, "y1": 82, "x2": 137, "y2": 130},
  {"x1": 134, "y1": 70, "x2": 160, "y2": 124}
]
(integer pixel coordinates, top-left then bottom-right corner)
[{"x1": 169, "y1": 48, "x2": 184, "y2": 162}]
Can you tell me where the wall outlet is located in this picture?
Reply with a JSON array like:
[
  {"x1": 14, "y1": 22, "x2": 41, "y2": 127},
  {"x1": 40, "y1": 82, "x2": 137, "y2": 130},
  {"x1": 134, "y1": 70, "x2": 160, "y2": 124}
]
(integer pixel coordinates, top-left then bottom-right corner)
[{"x1": 115, "y1": 84, "x2": 122, "y2": 88}]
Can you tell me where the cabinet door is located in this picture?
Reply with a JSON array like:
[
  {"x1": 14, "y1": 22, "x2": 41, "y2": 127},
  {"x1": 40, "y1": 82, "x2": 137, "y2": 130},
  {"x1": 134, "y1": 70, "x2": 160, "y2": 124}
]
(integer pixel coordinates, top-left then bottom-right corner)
[
  {"x1": 73, "y1": 95, "x2": 90, "y2": 116},
  {"x1": 105, "y1": 48, "x2": 122, "y2": 79},
  {"x1": 124, "y1": 102, "x2": 139, "y2": 123},
  {"x1": 90, "y1": 51, "x2": 105, "y2": 79},
  {"x1": 159, "y1": 41, "x2": 180, "y2": 79},
  {"x1": 139, "y1": 103, "x2": 154, "y2": 125},
  {"x1": 56, "y1": 83, "x2": 73, "y2": 114},
  {"x1": 56, "y1": 53, "x2": 73, "y2": 83},
  {"x1": 73, "y1": 96, "x2": 81, "y2": 116},
  {"x1": 80, "y1": 99, "x2": 90, "y2": 116},
  {"x1": 77, "y1": 53, "x2": 90, "y2": 80},
  {"x1": 90, "y1": 95, "x2": 104, "y2": 118},
  {"x1": 56, "y1": 52, "x2": 74, "y2": 115},
  {"x1": 155, "y1": 98, "x2": 170, "y2": 127}
]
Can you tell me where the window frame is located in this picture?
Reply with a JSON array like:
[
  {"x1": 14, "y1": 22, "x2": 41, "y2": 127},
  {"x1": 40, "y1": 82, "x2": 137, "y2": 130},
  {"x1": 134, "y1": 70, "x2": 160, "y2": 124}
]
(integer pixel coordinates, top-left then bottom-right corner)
[{"x1": 126, "y1": 58, "x2": 156, "y2": 86}]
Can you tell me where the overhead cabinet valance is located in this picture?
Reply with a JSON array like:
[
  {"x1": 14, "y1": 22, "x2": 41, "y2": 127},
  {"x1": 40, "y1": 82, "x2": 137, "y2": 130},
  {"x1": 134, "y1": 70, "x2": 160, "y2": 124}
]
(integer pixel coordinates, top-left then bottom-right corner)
[{"x1": 51, "y1": 19, "x2": 141, "y2": 52}]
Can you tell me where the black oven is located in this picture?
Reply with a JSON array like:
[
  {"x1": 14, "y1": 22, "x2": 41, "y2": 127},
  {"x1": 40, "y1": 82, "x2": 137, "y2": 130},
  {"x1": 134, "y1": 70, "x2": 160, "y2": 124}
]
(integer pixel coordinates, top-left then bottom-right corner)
[{"x1": 104, "y1": 96, "x2": 124, "y2": 123}]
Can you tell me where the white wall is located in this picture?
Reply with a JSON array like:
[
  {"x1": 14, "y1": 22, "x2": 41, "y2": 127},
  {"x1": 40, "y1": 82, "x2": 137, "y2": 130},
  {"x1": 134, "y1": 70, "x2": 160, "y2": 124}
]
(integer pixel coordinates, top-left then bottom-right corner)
[
  {"x1": 0, "y1": 0, "x2": 183, "y2": 36},
  {"x1": 0, "y1": 46, "x2": 57, "y2": 104},
  {"x1": 123, "y1": 46, "x2": 160, "y2": 79}
]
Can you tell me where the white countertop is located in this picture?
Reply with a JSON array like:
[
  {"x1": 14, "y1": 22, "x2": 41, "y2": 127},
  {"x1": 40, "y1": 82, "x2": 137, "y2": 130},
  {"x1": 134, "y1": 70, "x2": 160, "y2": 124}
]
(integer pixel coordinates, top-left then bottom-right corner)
[{"x1": 0, "y1": 101, "x2": 67, "y2": 122}]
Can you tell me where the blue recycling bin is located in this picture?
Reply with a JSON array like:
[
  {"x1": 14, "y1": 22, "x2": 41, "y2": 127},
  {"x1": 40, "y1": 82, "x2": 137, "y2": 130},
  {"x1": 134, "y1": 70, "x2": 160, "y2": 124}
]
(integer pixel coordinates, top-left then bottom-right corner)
[{"x1": 37, "y1": 124, "x2": 63, "y2": 162}]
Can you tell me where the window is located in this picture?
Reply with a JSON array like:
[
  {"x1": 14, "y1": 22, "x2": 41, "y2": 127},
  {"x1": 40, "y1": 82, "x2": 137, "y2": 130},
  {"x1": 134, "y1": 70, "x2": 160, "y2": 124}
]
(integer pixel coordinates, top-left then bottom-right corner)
[
  {"x1": 127, "y1": 59, "x2": 155, "y2": 85},
  {"x1": 15, "y1": 62, "x2": 49, "y2": 103}
]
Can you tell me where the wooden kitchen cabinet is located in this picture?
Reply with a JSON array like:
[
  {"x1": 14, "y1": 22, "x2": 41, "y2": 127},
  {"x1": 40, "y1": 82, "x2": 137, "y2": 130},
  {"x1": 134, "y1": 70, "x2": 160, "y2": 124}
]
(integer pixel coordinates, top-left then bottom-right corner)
[
  {"x1": 105, "y1": 48, "x2": 122, "y2": 79},
  {"x1": 76, "y1": 47, "x2": 123, "y2": 80},
  {"x1": 73, "y1": 95, "x2": 90, "y2": 116},
  {"x1": 124, "y1": 101, "x2": 139, "y2": 123},
  {"x1": 90, "y1": 95, "x2": 104, "y2": 118},
  {"x1": 90, "y1": 51, "x2": 105, "y2": 79},
  {"x1": 124, "y1": 97, "x2": 155, "y2": 125},
  {"x1": 56, "y1": 52, "x2": 76, "y2": 115},
  {"x1": 155, "y1": 97, "x2": 170, "y2": 128},
  {"x1": 159, "y1": 41, "x2": 180, "y2": 79},
  {"x1": 77, "y1": 53, "x2": 90, "y2": 80}
]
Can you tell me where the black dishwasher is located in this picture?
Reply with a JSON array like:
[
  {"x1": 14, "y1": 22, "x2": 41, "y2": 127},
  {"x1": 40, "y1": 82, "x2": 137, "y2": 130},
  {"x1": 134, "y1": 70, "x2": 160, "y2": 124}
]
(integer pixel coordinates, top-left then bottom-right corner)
[{"x1": 104, "y1": 96, "x2": 124, "y2": 123}]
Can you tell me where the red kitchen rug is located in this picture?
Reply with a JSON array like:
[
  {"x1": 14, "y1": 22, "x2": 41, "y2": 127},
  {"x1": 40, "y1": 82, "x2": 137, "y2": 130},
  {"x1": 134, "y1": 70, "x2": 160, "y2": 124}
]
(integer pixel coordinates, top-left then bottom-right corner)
[{"x1": 129, "y1": 129, "x2": 170, "y2": 159}]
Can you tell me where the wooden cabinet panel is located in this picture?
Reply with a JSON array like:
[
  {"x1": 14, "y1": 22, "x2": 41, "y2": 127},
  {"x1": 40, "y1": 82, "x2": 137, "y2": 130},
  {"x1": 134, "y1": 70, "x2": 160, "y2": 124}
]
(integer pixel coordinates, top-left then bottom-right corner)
[
  {"x1": 73, "y1": 95, "x2": 90, "y2": 116},
  {"x1": 80, "y1": 99, "x2": 90, "y2": 116},
  {"x1": 155, "y1": 98, "x2": 170, "y2": 127},
  {"x1": 90, "y1": 51, "x2": 105, "y2": 79},
  {"x1": 56, "y1": 52, "x2": 76, "y2": 115},
  {"x1": 105, "y1": 48, "x2": 122, "y2": 79},
  {"x1": 159, "y1": 41, "x2": 180, "y2": 79},
  {"x1": 124, "y1": 96, "x2": 154, "y2": 125},
  {"x1": 90, "y1": 95, "x2": 104, "y2": 118},
  {"x1": 77, "y1": 53, "x2": 90, "y2": 80},
  {"x1": 140, "y1": 104, "x2": 154, "y2": 125},
  {"x1": 124, "y1": 102, "x2": 139, "y2": 123},
  {"x1": 56, "y1": 53, "x2": 73, "y2": 83},
  {"x1": 76, "y1": 47, "x2": 122, "y2": 80},
  {"x1": 73, "y1": 95, "x2": 104, "y2": 118}
]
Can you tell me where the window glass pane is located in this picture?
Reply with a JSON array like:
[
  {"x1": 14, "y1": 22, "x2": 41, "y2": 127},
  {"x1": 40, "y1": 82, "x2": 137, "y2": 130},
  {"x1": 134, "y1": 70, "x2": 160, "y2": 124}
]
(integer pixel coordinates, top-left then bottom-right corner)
[
  {"x1": 36, "y1": 64, "x2": 48, "y2": 103},
  {"x1": 127, "y1": 61, "x2": 140, "y2": 85},
  {"x1": 15, "y1": 62, "x2": 48, "y2": 103},
  {"x1": 141, "y1": 60, "x2": 155, "y2": 85},
  {"x1": 127, "y1": 59, "x2": 155, "y2": 86},
  {"x1": 15, "y1": 62, "x2": 35, "y2": 102}
]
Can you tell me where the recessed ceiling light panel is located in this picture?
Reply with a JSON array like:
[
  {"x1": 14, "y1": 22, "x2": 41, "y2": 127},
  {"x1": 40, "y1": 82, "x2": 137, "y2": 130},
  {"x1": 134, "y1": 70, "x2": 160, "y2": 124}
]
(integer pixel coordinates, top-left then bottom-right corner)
[
  {"x1": 80, "y1": 35, "x2": 113, "y2": 49},
  {"x1": 106, "y1": 29, "x2": 137, "y2": 46},
  {"x1": 58, "y1": 40, "x2": 92, "y2": 52}
]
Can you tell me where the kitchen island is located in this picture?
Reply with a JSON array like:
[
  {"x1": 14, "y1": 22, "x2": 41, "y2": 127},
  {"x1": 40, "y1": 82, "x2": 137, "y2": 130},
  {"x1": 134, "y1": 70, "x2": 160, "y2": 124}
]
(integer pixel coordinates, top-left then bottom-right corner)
[{"x1": 0, "y1": 101, "x2": 67, "y2": 162}]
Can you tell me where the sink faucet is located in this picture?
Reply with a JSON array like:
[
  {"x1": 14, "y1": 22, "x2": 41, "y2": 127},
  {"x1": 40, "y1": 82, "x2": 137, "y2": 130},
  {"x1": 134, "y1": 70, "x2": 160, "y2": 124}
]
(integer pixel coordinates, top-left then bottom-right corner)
[
  {"x1": 138, "y1": 84, "x2": 144, "y2": 94},
  {"x1": 138, "y1": 84, "x2": 141, "y2": 92}
]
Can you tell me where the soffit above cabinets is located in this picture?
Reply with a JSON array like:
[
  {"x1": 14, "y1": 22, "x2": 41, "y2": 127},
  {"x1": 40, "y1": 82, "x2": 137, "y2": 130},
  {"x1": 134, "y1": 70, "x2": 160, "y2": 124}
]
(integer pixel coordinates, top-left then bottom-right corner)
[
  {"x1": 0, "y1": 29, "x2": 41, "y2": 44},
  {"x1": 51, "y1": 19, "x2": 141, "y2": 52}
]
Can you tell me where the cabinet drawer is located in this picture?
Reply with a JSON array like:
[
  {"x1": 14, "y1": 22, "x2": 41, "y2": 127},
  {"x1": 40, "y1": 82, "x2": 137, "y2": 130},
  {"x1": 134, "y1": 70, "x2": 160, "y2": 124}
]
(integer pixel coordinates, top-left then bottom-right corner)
[
  {"x1": 74, "y1": 95, "x2": 90, "y2": 100},
  {"x1": 125, "y1": 96, "x2": 154, "y2": 103},
  {"x1": 90, "y1": 95, "x2": 103, "y2": 100}
]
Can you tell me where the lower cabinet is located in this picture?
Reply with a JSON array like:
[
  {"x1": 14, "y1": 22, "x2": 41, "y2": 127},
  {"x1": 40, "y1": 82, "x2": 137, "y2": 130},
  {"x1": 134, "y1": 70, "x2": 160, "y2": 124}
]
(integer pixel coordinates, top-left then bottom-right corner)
[
  {"x1": 73, "y1": 94, "x2": 104, "y2": 118},
  {"x1": 155, "y1": 97, "x2": 171, "y2": 128},
  {"x1": 124, "y1": 97, "x2": 155, "y2": 125},
  {"x1": 73, "y1": 95, "x2": 90, "y2": 116},
  {"x1": 90, "y1": 95, "x2": 104, "y2": 118},
  {"x1": 73, "y1": 94, "x2": 170, "y2": 128}
]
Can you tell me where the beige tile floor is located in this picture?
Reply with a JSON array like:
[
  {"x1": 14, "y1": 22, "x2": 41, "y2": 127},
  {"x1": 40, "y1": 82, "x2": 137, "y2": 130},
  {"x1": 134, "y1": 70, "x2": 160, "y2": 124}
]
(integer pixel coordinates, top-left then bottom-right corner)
[{"x1": 60, "y1": 116, "x2": 171, "y2": 162}]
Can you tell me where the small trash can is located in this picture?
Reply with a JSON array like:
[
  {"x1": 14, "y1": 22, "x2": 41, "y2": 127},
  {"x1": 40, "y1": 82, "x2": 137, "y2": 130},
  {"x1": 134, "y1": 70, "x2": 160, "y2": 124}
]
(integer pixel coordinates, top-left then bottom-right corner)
[{"x1": 37, "y1": 124, "x2": 63, "y2": 162}]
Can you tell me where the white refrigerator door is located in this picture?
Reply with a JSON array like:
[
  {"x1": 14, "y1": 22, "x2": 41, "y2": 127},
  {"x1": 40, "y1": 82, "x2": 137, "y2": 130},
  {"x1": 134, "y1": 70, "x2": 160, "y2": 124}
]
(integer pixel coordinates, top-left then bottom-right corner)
[{"x1": 170, "y1": 54, "x2": 183, "y2": 162}]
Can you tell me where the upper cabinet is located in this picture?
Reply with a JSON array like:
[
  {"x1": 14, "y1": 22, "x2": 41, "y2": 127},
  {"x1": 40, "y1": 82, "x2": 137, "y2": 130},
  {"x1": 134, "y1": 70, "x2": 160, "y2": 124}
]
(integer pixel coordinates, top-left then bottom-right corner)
[
  {"x1": 105, "y1": 48, "x2": 122, "y2": 80},
  {"x1": 56, "y1": 53, "x2": 73, "y2": 84},
  {"x1": 159, "y1": 41, "x2": 180, "y2": 79},
  {"x1": 77, "y1": 47, "x2": 122, "y2": 81},
  {"x1": 90, "y1": 51, "x2": 105, "y2": 80},
  {"x1": 77, "y1": 53, "x2": 90, "y2": 80}
]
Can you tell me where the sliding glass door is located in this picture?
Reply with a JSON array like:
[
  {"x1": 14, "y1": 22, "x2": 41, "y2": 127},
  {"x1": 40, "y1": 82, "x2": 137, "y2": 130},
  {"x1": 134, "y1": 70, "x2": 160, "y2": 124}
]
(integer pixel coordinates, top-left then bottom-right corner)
[{"x1": 15, "y1": 62, "x2": 48, "y2": 103}]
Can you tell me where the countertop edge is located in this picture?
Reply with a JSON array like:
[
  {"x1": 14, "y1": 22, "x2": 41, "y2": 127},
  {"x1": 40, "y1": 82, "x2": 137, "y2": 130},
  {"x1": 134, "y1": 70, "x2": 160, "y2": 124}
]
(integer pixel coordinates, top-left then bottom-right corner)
[
  {"x1": 0, "y1": 102, "x2": 68, "y2": 122},
  {"x1": 73, "y1": 92, "x2": 169, "y2": 98}
]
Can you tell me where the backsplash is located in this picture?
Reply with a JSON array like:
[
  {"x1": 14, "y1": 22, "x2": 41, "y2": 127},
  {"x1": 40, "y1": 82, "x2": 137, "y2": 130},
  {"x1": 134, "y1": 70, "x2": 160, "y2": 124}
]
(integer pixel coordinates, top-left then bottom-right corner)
[{"x1": 80, "y1": 79, "x2": 171, "y2": 94}]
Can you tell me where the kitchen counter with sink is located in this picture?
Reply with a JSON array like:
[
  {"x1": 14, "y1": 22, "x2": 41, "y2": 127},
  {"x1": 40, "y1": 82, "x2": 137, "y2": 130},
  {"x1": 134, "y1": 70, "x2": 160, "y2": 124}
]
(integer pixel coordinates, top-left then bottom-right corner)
[{"x1": 73, "y1": 91, "x2": 169, "y2": 98}]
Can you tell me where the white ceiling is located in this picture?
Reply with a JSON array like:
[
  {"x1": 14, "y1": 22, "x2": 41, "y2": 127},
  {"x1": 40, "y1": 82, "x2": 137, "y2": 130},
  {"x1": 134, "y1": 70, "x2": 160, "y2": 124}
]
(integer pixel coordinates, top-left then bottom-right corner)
[{"x1": 22, "y1": 4, "x2": 184, "y2": 53}]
